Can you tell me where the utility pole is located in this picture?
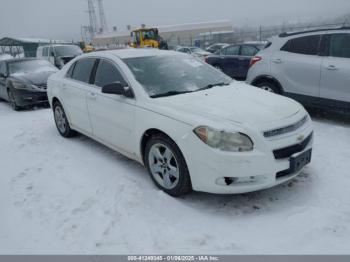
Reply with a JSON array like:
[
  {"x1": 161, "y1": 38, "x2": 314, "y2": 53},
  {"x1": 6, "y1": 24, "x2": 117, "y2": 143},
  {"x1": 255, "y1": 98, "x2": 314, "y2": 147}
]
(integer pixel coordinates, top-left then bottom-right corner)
[{"x1": 96, "y1": 0, "x2": 108, "y2": 33}]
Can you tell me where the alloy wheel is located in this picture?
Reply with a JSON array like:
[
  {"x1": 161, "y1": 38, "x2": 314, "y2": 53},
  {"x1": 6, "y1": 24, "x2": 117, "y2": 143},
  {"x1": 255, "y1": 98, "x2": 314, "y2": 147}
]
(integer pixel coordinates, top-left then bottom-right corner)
[
  {"x1": 54, "y1": 106, "x2": 67, "y2": 134},
  {"x1": 148, "y1": 143, "x2": 180, "y2": 189},
  {"x1": 8, "y1": 90, "x2": 17, "y2": 110}
]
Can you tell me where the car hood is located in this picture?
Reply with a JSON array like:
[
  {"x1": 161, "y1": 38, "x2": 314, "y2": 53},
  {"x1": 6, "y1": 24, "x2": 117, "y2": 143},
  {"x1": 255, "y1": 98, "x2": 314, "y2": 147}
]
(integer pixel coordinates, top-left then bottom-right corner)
[
  {"x1": 149, "y1": 82, "x2": 301, "y2": 127},
  {"x1": 11, "y1": 70, "x2": 57, "y2": 86}
]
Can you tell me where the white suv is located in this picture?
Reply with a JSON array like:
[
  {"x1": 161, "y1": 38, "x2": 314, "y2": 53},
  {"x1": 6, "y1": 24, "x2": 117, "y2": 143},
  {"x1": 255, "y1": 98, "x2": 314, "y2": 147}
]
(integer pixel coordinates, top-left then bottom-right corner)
[{"x1": 246, "y1": 27, "x2": 350, "y2": 112}]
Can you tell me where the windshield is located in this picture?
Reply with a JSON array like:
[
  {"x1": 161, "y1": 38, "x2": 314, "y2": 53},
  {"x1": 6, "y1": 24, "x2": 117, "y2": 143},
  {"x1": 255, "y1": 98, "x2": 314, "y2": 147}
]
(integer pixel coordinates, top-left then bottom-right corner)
[
  {"x1": 123, "y1": 54, "x2": 232, "y2": 98},
  {"x1": 54, "y1": 45, "x2": 83, "y2": 57},
  {"x1": 142, "y1": 30, "x2": 157, "y2": 40},
  {"x1": 9, "y1": 60, "x2": 57, "y2": 75}
]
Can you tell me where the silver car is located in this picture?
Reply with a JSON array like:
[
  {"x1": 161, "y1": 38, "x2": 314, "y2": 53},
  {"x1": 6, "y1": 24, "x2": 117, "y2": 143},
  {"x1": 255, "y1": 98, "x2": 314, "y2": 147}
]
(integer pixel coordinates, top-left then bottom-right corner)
[{"x1": 246, "y1": 27, "x2": 350, "y2": 111}]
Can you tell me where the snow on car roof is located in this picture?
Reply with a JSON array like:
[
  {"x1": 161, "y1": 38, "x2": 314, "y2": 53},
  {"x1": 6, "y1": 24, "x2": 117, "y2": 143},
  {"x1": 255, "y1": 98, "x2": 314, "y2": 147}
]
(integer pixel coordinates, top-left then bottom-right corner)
[{"x1": 90, "y1": 49, "x2": 182, "y2": 59}]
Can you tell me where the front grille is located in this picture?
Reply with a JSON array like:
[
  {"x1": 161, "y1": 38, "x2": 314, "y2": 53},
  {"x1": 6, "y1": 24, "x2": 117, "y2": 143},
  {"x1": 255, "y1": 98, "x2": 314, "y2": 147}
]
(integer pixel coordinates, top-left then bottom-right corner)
[
  {"x1": 264, "y1": 116, "x2": 308, "y2": 138},
  {"x1": 273, "y1": 132, "x2": 313, "y2": 160}
]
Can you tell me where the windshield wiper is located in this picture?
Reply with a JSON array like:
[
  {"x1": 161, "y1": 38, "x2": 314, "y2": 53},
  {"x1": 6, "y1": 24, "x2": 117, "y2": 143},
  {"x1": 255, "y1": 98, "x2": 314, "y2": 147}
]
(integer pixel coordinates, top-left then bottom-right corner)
[
  {"x1": 150, "y1": 90, "x2": 194, "y2": 98},
  {"x1": 196, "y1": 82, "x2": 230, "y2": 92}
]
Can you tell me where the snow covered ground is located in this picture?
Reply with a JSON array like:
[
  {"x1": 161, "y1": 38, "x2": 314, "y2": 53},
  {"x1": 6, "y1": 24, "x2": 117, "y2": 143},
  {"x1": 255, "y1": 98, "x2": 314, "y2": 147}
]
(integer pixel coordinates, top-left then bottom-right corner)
[{"x1": 0, "y1": 102, "x2": 350, "y2": 255}]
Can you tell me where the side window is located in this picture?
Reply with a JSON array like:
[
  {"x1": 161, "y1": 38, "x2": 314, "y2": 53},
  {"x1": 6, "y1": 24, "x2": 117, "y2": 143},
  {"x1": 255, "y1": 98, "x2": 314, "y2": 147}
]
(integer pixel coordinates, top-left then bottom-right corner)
[
  {"x1": 240, "y1": 45, "x2": 259, "y2": 56},
  {"x1": 281, "y1": 35, "x2": 321, "y2": 55},
  {"x1": 225, "y1": 46, "x2": 240, "y2": 56},
  {"x1": 42, "y1": 47, "x2": 48, "y2": 57},
  {"x1": 329, "y1": 33, "x2": 350, "y2": 58},
  {"x1": 94, "y1": 60, "x2": 126, "y2": 88},
  {"x1": 220, "y1": 47, "x2": 227, "y2": 55},
  {"x1": 71, "y1": 59, "x2": 96, "y2": 83},
  {"x1": 66, "y1": 62, "x2": 76, "y2": 78}
]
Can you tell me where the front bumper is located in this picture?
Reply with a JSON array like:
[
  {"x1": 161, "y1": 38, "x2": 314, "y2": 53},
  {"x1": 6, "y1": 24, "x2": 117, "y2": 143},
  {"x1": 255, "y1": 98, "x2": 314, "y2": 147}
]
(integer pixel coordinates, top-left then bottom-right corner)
[
  {"x1": 12, "y1": 88, "x2": 48, "y2": 107},
  {"x1": 177, "y1": 115, "x2": 314, "y2": 194}
]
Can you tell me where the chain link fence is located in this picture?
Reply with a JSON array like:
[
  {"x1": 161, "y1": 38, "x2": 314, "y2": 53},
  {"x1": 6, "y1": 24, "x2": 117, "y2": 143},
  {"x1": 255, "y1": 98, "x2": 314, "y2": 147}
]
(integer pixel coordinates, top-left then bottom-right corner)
[{"x1": 166, "y1": 21, "x2": 350, "y2": 49}]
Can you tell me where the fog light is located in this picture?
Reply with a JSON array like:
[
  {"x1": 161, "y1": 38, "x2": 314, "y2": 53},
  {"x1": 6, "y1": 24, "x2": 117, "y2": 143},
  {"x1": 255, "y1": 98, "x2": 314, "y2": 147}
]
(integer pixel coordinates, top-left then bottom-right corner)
[{"x1": 217, "y1": 176, "x2": 257, "y2": 186}]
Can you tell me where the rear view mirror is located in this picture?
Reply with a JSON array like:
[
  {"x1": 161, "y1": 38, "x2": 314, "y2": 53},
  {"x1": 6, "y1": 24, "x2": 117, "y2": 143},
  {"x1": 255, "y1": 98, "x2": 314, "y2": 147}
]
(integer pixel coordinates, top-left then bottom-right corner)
[{"x1": 102, "y1": 82, "x2": 133, "y2": 98}]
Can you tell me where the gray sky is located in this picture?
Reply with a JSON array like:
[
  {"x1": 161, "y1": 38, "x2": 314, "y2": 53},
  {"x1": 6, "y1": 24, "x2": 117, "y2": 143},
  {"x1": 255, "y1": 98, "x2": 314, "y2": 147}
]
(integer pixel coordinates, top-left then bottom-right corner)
[{"x1": 0, "y1": 0, "x2": 349, "y2": 41}]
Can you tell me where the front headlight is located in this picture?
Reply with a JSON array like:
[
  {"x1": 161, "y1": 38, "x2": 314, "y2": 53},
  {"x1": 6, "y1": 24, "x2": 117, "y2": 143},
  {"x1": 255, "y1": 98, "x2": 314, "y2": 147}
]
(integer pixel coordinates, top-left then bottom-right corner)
[
  {"x1": 12, "y1": 82, "x2": 36, "y2": 90},
  {"x1": 194, "y1": 126, "x2": 254, "y2": 152}
]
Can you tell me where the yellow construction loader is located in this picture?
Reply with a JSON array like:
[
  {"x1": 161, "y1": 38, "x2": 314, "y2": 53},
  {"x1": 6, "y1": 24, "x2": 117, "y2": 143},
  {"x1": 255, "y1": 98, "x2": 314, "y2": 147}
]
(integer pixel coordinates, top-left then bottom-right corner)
[{"x1": 130, "y1": 28, "x2": 168, "y2": 50}]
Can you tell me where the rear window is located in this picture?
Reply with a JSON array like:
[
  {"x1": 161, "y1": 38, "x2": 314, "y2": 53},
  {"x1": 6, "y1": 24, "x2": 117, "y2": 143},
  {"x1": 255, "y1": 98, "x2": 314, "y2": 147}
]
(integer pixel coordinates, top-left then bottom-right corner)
[{"x1": 281, "y1": 35, "x2": 321, "y2": 55}]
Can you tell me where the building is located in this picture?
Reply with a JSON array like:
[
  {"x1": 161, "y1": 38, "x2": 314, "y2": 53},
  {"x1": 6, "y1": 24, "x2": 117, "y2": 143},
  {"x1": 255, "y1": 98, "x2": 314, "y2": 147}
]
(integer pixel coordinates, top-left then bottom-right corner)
[
  {"x1": 92, "y1": 20, "x2": 233, "y2": 48},
  {"x1": 0, "y1": 37, "x2": 70, "y2": 57}
]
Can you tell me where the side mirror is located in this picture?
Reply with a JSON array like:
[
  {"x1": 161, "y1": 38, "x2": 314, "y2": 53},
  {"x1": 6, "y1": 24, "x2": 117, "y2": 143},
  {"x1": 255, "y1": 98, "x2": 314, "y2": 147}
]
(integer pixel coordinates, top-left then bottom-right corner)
[
  {"x1": 101, "y1": 82, "x2": 133, "y2": 98},
  {"x1": 0, "y1": 72, "x2": 6, "y2": 78}
]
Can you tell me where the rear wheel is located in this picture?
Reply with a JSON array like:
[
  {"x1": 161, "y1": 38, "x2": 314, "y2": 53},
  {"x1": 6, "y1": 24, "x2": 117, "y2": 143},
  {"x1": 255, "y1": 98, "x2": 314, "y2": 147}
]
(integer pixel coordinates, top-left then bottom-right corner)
[
  {"x1": 256, "y1": 81, "x2": 280, "y2": 94},
  {"x1": 7, "y1": 88, "x2": 20, "y2": 111},
  {"x1": 53, "y1": 101, "x2": 76, "y2": 138},
  {"x1": 145, "y1": 134, "x2": 192, "y2": 197}
]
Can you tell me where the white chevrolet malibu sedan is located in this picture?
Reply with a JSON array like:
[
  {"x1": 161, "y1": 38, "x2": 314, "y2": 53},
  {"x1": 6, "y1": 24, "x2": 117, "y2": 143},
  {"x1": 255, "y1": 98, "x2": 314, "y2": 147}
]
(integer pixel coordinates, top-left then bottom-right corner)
[{"x1": 47, "y1": 49, "x2": 313, "y2": 197}]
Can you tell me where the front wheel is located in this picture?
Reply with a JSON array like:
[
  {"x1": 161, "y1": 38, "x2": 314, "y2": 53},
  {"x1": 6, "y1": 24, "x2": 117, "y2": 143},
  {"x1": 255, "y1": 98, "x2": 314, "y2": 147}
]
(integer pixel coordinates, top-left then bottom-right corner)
[
  {"x1": 145, "y1": 134, "x2": 192, "y2": 197},
  {"x1": 7, "y1": 88, "x2": 20, "y2": 111},
  {"x1": 53, "y1": 101, "x2": 76, "y2": 138}
]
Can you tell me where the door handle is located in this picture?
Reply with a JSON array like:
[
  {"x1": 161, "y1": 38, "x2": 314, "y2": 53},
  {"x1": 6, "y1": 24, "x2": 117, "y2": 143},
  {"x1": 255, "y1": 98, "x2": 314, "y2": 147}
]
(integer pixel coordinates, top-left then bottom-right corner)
[
  {"x1": 273, "y1": 58, "x2": 282, "y2": 64},
  {"x1": 326, "y1": 65, "x2": 338, "y2": 71},
  {"x1": 62, "y1": 84, "x2": 67, "y2": 90}
]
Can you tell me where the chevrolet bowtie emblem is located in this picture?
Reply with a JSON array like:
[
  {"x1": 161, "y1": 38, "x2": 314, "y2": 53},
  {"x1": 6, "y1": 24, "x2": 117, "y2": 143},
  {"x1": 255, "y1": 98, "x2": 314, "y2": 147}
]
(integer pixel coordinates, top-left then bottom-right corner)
[{"x1": 297, "y1": 135, "x2": 304, "y2": 142}]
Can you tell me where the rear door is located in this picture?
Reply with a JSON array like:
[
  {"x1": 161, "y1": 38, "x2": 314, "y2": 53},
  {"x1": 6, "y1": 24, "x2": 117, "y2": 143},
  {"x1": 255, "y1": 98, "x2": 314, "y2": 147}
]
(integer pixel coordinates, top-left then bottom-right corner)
[
  {"x1": 220, "y1": 45, "x2": 240, "y2": 78},
  {"x1": 239, "y1": 45, "x2": 260, "y2": 79},
  {"x1": 61, "y1": 58, "x2": 96, "y2": 135},
  {"x1": 87, "y1": 58, "x2": 135, "y2": 153},
  {"x1": 271, "y1": 34, "x2": 323, "y2": 97},
  {"x1": 320, "y1": 33, "x2": 350, "y2": 103}
]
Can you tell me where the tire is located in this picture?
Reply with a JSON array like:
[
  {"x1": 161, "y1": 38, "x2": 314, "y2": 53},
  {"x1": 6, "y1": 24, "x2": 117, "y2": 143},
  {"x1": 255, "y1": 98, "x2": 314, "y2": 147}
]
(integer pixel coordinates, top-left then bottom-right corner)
[
  {"x1": 53, "y1": 101, "x2": 77, "y2": 138},
  {"x1": 7, "y1": 88, "x2": 21, "y2": 111},
  {"x1": 145, "y1": 134, "x2": 192, "y2": 197},
  {"x1": 256, "y1": 81, "x2": 280, "y2": 94}
]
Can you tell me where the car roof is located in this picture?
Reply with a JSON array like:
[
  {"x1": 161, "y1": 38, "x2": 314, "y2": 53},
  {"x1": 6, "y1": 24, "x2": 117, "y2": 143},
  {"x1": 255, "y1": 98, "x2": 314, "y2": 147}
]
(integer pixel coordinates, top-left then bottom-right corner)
[
  {"x1": 86, "y1": 49, "x2": 183, "y2": 59},
  {"x1": 279, "y1": 26, "x2": 350, "y2": 38}
]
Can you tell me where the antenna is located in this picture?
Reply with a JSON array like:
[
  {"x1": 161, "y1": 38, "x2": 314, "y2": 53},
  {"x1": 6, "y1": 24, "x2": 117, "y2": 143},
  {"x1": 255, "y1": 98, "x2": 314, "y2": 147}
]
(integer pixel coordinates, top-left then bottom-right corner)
[
  {"x1": 96, "y1": 0, "x2": 108, "y2": 33},
  {"x1": 87, "y1": 0, "x2": 98, "y2": 38}
]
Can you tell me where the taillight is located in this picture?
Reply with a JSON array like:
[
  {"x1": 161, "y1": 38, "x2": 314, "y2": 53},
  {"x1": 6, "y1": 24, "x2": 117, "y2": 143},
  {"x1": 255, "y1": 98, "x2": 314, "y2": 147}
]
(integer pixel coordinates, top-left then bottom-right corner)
[
  {"x1": 205, "y1": 56, "x2": 209, "y2": 63},
  {"x1": 250, "y1": 56, "x2": 262, "y2": 68}
]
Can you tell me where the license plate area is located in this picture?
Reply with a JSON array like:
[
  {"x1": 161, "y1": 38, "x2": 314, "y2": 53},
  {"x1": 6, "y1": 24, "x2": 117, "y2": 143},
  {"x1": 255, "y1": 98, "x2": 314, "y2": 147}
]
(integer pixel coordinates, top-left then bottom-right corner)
[{"x1": 290, "y1": 149, "x2": 312, "y2": 173}]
